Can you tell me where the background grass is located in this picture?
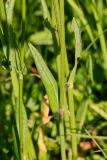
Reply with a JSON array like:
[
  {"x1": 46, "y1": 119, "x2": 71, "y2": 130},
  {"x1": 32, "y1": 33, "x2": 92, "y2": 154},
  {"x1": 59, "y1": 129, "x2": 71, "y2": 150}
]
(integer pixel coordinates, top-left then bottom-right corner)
[{"x1": 0, "y1": 0, "x2": 107, "y2": 160}]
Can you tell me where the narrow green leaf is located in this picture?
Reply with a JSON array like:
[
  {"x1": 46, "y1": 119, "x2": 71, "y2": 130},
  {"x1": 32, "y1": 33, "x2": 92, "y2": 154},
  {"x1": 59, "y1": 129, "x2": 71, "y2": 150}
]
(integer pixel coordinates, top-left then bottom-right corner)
[
  {"x1": 0, "y1": 0, "x2": 9, "y2": 60},
  {"x1": 40, "y1": 0, "x2": 51, "y2": 21},
  {"x1": 22, "y1": 104, "x2": 37, "y2": 160},
  {"x1": 70, "y1": 132, "x2": 107, "y2": 140},
  {"x1": 28, "y1": 30, "x2": 52, "y2": 45},
  {"x1": 11, "y1": 69, "x2": 19, "y2": 98},
  {"x1": 0, "y1": 0, "x2": 6, "y2": 22},
  {"x1": 88, "y1": 54, "x2": 93, "y2": 82},
  {"x1": 0, "y1": 27, "x2": 7, "y2": 57},
  {"x1": 52, "y1": 0, "x2": 69, "y2": 78},
  {"x1": 29, "y1": 43, "x2": 58, "y2": 114},
  {"x1": 76, "y1": 100, "x2": 88, "y2": 143},
  {"x1": 12, "y1": 110, "x2": 20, "y2": 160},
  {"x1": 6, "y1": 0, "x2": 15, "y2": 25},
  {"x1": 68, "y1": 17, "x2": 82, "y2": 84},
  {"x1": 72, "y1": 18, "x2": 82, "y2": 58},
  {"x1": 12, "y1": 126, "x2": 20, "y2": 160},
  {"x1": 52, "y1": 0, "x2": 60, "y2": 38}
]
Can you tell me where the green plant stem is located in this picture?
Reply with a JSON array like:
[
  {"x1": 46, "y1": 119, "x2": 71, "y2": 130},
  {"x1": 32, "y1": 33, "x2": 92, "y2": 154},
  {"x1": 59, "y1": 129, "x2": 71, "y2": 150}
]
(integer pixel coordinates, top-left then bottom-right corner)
[
  {"x1": 52, "y1": 0, "x2": 61, "y2": 44},
  {"x1": 59, "y1": 0, "x2": 67, "y2": 160},
  {"x1": 19, "y1": 0, "x2": 26, "y2": 159},
  {"x1": 91, "y1": 4, "x2": 107, "y2": 70},
  {"x1": 68, "y1": 88, "x2": 77, "y2": 160},
  {"x1": 64, "y1": 92, "x2": 71, "y2": 141},
  {"x1": 21, "y1": 0, "x2": 26, "y2": 69},
  {"x1": 68, "y1": 149, "x2": 72, "y2": 160},
  {"x1": 51, "y1": 1, "x2": 70, "y2": 143},
  {"x1": 52, "y1": 0, "x2": 69, "y2": 78},
  {"x1": 59, "y1": 0, "x2": 65, "y2": 101},
  {"x1": 19, "y1": 72, "x2": 23, "y2": 160},
  {"x1": 70, "y1": 132, "x2": 107, "y2": 140},
  {"x1": 59, "y1": 0, "x2": 69, "y2": 78},
  {"x1": 0, "y1": 0, "x2": 10, "y2": 60}
]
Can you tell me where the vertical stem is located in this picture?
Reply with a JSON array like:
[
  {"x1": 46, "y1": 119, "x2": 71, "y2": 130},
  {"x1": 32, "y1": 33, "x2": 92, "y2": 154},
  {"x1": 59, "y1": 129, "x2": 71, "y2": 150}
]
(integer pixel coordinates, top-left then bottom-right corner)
[
  {"x1": 64, "y1": 92, "x2": 71, "y2": 141},
  {"x1": 68, "y1": 148, "x2": 72, "y2": 160},
  {"x1": 52, "y1": 0, "x2": 70, "y2": 146},
  {"x1": 68, "y1": 88, "x2": 78, "y2": 160},
  {"x1": 91, "y1": 4, "x2": 107, "y2": 70},
  {"x1": 59, "y1": 120, "x2": 66, "y2": 160},
  {"x1": 59, "y1": 0, "x2": 65, "y2": 102},
  {"x1": 19, "y1": 0, "x2": 26, "y2": 159},
  {"x1": 59, "y1": 0, "x2": 66, "y2": 160},
  {"x1": 21, "y1": 0, "x2": 26, "y2": 69},
  {"x1": 19, "y1": 72, "x2": 23, "y2": 160}
]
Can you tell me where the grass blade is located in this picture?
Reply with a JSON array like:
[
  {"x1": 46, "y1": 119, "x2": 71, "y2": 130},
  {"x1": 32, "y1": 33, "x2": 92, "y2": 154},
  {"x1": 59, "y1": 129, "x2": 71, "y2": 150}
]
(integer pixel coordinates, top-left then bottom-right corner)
[
  {"x1": 0, "y1": 0, "x2": 6, "y2": 22},
  {"x1": 40, "y1": 0, "x2": 51, "y2": 21},
  {"x1": 68, "y1": 17, "x2": 82, "y2": 83},
  {"x1": 67, "y1": 17, "x2": 82, "y2": 160},
  {"x1": 67, "y1": 0, "x2": 95, "y2": 48},
  {"x1": 29, "y1": 43, "x2": 58, "y2": 114},
  {"x1": 6, "y1": 0, "x2": 15, "y2": 25}
]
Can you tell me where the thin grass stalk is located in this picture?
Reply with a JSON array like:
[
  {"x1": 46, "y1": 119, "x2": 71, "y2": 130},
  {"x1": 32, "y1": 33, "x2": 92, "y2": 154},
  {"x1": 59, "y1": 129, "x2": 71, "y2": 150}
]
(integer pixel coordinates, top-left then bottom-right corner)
[
  {"x1": 64, "y1": 92, "x2": 71, "y2": 141},
  {"x1": 68, "y1": 149, "x2": 72, "y2": 160},
  {"x1": 68, "y1": 88, "x2": 77, "y2": 160},
  {"x1": 52, "y1": 2, "x2": 66, "y2": 159},
  {"x1": 70, "y1": 132, "x2": 107, "y2": 140},
  {"x1": 59, "y1": 0, "x2": 65, "y2": 110},
  {"x1": 0, "y1": 0, "x2": 10, "y2": 60},
  {"x1": 52, "y1": 0, "x2": 61, "y2": 44},
  {"x1": 19, "y1": 0, "x2": 26, "y2": 159},
  {"x1": 19, "y1": 72, "x2": 23, "y2": 160},
  {"x1": 6, "y1": 25, "x2": 10, "y2": 61},
  {"x1": 52, "y1": 0, "x2": 69, "y2": 78},
  {"x1": 91, "y1": 4, "x2": 107, "y2": 70},
  {"x1": 59, "y1": 0, "x2": 67, "y2": 160},
  {"x1": 21, "y1": 0, "x2": 26, "y2": 69},
  {"x1": 67, "y1": 17, "x2": 82, "y2": 159},
  {"x1": 67, "y1": 0, "x2": 96, "y2": 48},
  {"x1": 51, "y1": 1, "x2": 71, "y2": 141}
]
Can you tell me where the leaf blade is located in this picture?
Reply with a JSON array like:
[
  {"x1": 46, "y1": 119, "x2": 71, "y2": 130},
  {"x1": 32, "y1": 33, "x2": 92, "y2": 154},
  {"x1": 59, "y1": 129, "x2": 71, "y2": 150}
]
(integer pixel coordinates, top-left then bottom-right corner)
[
  {"x1": 68, "y1": 17, "x2": 82, "y2": 84},
  {"x1": 29, "y1": 43, "x2": 58, "y2": 114}
]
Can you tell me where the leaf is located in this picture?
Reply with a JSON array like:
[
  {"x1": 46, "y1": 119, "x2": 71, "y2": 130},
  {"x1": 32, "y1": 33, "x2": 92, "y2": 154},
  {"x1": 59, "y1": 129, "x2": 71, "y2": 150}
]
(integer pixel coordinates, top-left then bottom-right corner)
[
  {"x1": 0, "y1": 0, "x2": 10, "y2": 60},
  {"x1": 40, "y1": 0, "x2": 51, "y2": 21},
  {"x1": 29, "y1": 43, "x2": 58, "y2": 114},
  {"x1": 0, "y1": 0, "x2": 6, "y2": 22},
  {"x1": 6, "y1": 0, "x2": 15, "y2": 25},
  {"x1": 52, "y1": 0, "x2": 60, "y2": 36},
  {"x1": 88, "y1": 55, "x2": 93, "y2": 82},
  {"x1": 72, "y1": 18, "x2": 82, "y2": 58},
  {"x1": 12, "y1": 122, "x2": 20, "y2": 160},
  {"x1": 68, "y1": 17, "x2": 82, "y2": 84},
  {"x1": 22, "y1": 104, "x2": 37, "y2": 160},
  {"x1": 11, "y1": 70, "x2": 19, "y2": 98},
  {"x1": 76, "y1": 100, "x2": 88, "y2": 143},
  {"x1": 28, "y1": 30, "x2": 52, "y2": 45}
]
